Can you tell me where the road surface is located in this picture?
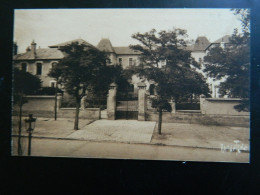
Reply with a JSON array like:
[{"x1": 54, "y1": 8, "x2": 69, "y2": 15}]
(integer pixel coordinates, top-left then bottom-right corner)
[{"x1": 12, "y1": 136, "x2": 249, "y2": 163}]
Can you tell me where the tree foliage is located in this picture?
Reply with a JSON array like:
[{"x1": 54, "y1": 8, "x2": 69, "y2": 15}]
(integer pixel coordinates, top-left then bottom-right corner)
[
  {"x1": 203, "y1": 9, "x2": 250, "y2": 111},
  {"x1": 48, "y1": 42, "x2": 121, "y2": 129},
  {"x1": 13, "y1": 68, "x2": 42, "y2": 155},
  {"x1": 13, "y1": 68, "x2": 42, "y2": 104},
  {"x1": 130, "y1": 28, "x2": 210, "y2": 133},
  {"x1": 130, "y1": 28, "x2": 209, "y2": 101}
]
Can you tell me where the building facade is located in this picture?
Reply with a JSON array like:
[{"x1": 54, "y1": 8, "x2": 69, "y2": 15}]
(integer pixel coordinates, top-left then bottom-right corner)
[
  {"x1": 188, "y1": 35, "x2": 232, "y2": 98},
  {"x1": 13, "y1": 35, "x2": 231, "y2": 97}
]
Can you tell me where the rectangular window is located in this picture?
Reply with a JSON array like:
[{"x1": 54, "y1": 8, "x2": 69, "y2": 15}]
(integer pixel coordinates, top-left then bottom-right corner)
[
  {"x1": 50, "y1": 81, "x2": 56, "y2": 88},
  {"x1": 106, "y1": 58, "x2": 111, "y2": 64},
  {"x1": 119, "y1": 58, "x2": 122, "y2": 64},
  {"x1": 21, "y1": 63, "x2": 27, "y2": 72},
  {"x1": 36, "y1": 63, "x2": 42, "y2": 75},
  {"x1": 51, "y1": 62, "x2": 57, "y2": 68},
  {"x1": 129, "y1": 58, "x2": 133, "y2": 66}
]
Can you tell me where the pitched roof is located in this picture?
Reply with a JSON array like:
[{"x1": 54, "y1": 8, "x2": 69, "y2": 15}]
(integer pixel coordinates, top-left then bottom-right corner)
[
  {"x1": 212, "y1": 35, "x2": 231, "y2": 44},
  {"x1": 97, "y1": 39, "x2": 115, "y2": 53},
  {"x1": 113, "y1": 47, "x2": 142, "y2": 55},
  {"x1": 13, "y1": 48, "x2": 64, "y2": 60},
  {"x1": 49, "y1": 38, "x2": 95, "y2": 48},
  {"x1": 192, "y1": 36, "x2": 211, "y2": 51}
]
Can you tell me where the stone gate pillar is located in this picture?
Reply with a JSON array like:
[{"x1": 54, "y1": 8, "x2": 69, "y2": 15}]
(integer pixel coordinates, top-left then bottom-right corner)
[
  {"x1": 56, "y1": 93, "x2": 63, "y2": 109},
  {"x1": 200, "y1": 94, "x2": 206, "y2": 114},
  {"x1": 107, "y1": 82, "x2": 117, "y2": 120},
  {"x1": 80, "y1": 96, "x2": 87, "y2": 110},
  {"x1": 170, "y1": 99, "x2": 176, "y2": 114},
  {"x1": 138, "y1": 82, "x2": 146, "y2": 121}
]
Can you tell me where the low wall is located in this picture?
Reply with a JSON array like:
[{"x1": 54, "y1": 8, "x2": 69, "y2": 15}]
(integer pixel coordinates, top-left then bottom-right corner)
[
  {"x1": 146, "y1": 110, "x2": 249, "y2": 127},
  {"x1": 58, "y1": 108, "x2": 101, "y2": 119},
  {"x1": 200, "y1": 97, "x2": 249, "y2": 116},
  {"x1": 13, "y1": 95, "x2": 101, "y2": 119},
  {"x1": 21, "y1": 95, "x2": 55, "y2": 111}
]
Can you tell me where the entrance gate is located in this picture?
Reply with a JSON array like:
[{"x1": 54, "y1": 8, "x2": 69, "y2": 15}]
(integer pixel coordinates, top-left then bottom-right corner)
[{"x1": 116, "y1": 86, "x2": 138, "y2": 120}]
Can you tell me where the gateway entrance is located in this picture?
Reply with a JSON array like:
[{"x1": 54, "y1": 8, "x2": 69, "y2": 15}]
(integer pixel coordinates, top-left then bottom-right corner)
[{"x1": 116, "y1": 85, "x2": 138, "y2": 120}]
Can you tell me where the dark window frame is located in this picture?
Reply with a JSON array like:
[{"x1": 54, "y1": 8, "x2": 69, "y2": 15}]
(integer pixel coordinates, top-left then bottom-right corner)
[
  {"x1": 129, "y1": 58, "x2": 133, "y2": 66},
  {"x1": 119, "y1": 58, "x2": 122, "y2": 64},
  {"x1": 21, "y1": 63, "x2": 27, "y2": 72},
  {"x1": 51, "y1": 62, "x2": 57, "y2": 68},
  {"x1": 149, "y1": 84, "x2": 155, "y2": 95},
  {"x1": 36, "y1": 63, "x2": 42, "y2": 75},
  {"x1": 50, "y1": 81, "x2": 56, "y2": 88}
]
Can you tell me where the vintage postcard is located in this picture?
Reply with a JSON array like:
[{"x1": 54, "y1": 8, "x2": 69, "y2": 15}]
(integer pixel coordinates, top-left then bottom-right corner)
[{"x1": 12, "y1": 9, "x2": 250, "y2": 162}]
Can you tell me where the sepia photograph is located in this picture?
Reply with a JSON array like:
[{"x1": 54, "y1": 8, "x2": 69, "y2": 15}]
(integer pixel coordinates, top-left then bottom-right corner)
[{"x1": 11, "y1": 8, "x2": 250, "y2": 162}]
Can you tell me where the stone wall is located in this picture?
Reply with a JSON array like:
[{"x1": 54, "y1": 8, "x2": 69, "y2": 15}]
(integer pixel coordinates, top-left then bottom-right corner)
[
  {"x1": 200, "y1": 97, "x2": 249, "y2": 116},
  {"x1": 145, "y1": 97, "x2": 250, "y2": 127},
  {"x1": 13, "y1": 95, "x2": 101, "y2": 119},
  {"x1": 146, "y1": 110, "x2": 249, "y2": 127},
  {"x1": 58, "y1": 108, "x2": 101, "y2": 119}
]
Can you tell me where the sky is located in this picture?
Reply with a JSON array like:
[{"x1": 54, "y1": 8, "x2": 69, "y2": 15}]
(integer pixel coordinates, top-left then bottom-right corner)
[{"x1": 14, "y1": 9, "x2": 243, "y2": 54}]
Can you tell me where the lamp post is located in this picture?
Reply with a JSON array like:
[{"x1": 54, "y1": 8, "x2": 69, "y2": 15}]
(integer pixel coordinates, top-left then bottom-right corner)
[{"x1": 24, "y1": 114, "x2": 36, "y2": 156}]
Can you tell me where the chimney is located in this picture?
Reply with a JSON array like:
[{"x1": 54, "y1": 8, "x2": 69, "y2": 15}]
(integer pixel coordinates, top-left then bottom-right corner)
[
  {"x1": 31, "y1": 40, "x2": 37, "y2": 58},
  {"x1": 13, "y1": 42, "x2": 18, "y2": 55},
  {"x1": 26, "y1": 46, "x2": 31, "y2": 52}
]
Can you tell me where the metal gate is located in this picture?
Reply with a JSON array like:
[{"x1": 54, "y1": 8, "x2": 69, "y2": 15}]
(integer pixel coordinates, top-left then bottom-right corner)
[
  {"x1": 176, "y1": 96, "x2": 200, "y2": 110},
  {"x1": 116, "y1": 85, "x2": 138, "y2": 120}
]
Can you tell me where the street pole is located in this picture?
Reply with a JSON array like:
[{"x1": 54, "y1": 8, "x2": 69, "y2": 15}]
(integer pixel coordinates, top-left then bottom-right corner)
[
  {"x1": 18, "y1": 100, "x2": 22, "y2": 155},
  {"x1": 27, "y1": 119, "x2": 32, "y2": 156},
  {"x1": 25, "y1": 114, "x2": 36, "y2": 156},
  {"x1": 28, "y1": 129, "x2": 32, "y2": 156},
  {"x1": 54, "y1": 82, "x2": 58, "y2": 120}
]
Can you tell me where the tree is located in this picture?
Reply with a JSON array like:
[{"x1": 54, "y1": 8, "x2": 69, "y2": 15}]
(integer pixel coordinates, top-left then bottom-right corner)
[
  {"x1": 49, "y1": 42, "x2": 118, "y2": 130},
  {"x1": 130, "y1": 28, "x2": 210, "y2": 134},
  {"x1": 13, "y1": 68, "x2": 41, "y2": 155},
  {"x1": 48, "y1": 62, "x2": 63, "y2": 120},
  {"x1": 203, "y1": 9, "x2": 250, "y2": 111},
  {"x1": 85, "y1": 63, "x2": 126, "y2": 108}
]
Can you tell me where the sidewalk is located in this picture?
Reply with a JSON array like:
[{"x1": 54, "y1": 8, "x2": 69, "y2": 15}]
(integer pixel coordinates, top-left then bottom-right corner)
[
  {"x1": 151, "y1": 123, "x2": 249, "y2": 151},
  {"x1": 12, "y1": 117, "x2": 250, "y2": 152},
  {"x1": 12, "y1": 117, "x2": 94, "y2": 138},
  {"x1": 67, "y1": 120, "x2": 156, "y2": 144}
]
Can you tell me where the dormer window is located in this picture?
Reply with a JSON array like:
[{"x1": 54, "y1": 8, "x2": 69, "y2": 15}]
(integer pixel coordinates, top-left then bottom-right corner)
[{"x1": 21, "y1": 63, "x2": 27, "y2": 72}]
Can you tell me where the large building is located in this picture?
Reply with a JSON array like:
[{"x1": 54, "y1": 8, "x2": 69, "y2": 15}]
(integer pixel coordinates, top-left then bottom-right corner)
[
  {"x1": 189, "y1": 35, "x2": 232, "y2": 97},
  {"x1": 13, "y1": 35, "x2": 231, "y2": 97}
]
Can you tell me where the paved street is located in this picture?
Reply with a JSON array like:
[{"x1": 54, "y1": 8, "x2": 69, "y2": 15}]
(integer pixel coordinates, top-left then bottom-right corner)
[
  {"x1": 12, "y1": 137, "x2": 249, "y2": 162},
  {"x1": 11, "y1": 117, "x2": 250, "y2": 162}
]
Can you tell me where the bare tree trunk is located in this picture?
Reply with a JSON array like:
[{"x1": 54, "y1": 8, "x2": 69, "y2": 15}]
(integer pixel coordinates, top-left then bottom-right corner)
[
  {"x1": 74, "y1": 97, "x2": 80, "y2": 130},
  {"x1": 158, "y1": 106, "x2": 162, "y2": 135},
  {"x1": 18, "y1": 98, "x2": 23, "y2": 155}
]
